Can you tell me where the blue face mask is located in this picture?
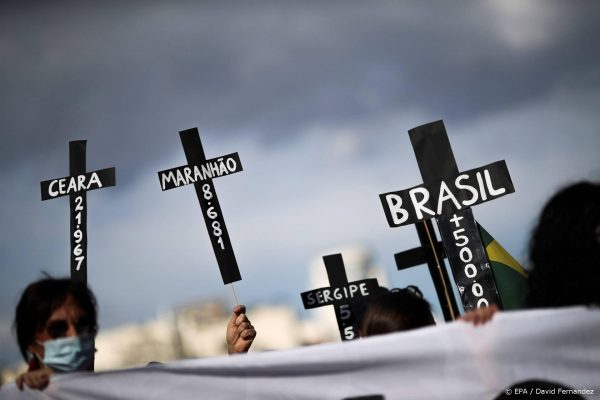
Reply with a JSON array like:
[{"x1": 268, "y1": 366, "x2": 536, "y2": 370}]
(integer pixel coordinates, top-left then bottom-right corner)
[{"x1": 37, "y1": 335, "x2": 95, "y2": 373}]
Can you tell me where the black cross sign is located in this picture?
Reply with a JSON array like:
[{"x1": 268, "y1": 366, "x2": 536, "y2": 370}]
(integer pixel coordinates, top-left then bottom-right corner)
[
  {"x1": 394, "y1": 220, "x2": 460, "y2": 321},
  {"x1": 380, "y1": 120, "x2": 515, "y2": 311},
  {"x1": 40, "y1": 140, "x2": 116, "y2": 284},
  {"x1": 300, "y1": 254, "x2": 379, "y2": 341},
  {"x1": 157, "y1": 128, "x2": 243, "y2": 284}
]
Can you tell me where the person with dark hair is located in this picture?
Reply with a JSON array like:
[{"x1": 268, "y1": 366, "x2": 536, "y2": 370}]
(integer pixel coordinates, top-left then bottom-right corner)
[
  {"x1": 526, "y1": 181, "x2": 600, "y2": 308},
  {"x1": 461, "y1": 180, "x2": 600, "y2": 324},
  {"x1": 358, "y1": 284, "x2": 505, "y2": 336},
  {"x1": 360, "y1": 286, "x2": 436, "y2": 337},
  {"x1": 13, "y1": 278, "x2": 98, "y2": 390},
  {"x1": 13, "y1": 277, "x2": 257, "y2": 391}
]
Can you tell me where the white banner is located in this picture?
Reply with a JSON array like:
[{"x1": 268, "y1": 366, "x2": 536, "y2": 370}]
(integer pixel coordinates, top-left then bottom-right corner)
[{"x1": 2, "y1": 306, "x2": 599, "y2": 400}]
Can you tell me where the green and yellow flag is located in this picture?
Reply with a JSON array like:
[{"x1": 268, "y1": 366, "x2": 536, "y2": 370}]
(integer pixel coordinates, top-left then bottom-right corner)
[{"x1": 477, "y1": 224, "x2": 528, "y2": 310}]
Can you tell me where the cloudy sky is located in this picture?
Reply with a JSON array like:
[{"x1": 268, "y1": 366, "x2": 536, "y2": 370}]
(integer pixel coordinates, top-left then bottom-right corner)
[{"x1": 1, "y1": 1, "x2": 599, "y2": 367}]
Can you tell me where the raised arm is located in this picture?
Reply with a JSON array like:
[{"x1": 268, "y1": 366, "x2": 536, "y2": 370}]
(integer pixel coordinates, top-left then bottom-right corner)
[{"x1": 226, "y1": 304, "x2": 257, "y2": 355}]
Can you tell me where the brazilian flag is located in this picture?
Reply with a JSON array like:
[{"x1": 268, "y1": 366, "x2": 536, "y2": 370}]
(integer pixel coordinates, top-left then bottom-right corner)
[{"x1": 477, "y1": 224, "x2": 528, "y2": 310}]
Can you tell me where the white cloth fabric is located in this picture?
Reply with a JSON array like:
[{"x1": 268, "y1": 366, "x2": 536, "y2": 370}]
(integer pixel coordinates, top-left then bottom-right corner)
[{"x1": 2, "y1": 306, "x2": 599, "y2": 400}]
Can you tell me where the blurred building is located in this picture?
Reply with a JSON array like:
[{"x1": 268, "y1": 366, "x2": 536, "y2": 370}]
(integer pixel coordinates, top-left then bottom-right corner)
[{"x1": 94, "y1": 301, "x2": 307, "y2": 370}]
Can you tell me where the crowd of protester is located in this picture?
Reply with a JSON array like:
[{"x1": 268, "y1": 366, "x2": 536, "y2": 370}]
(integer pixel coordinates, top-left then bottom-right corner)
[{"x1": 8, "y1": 180, "x2": 599, "y2": 392}]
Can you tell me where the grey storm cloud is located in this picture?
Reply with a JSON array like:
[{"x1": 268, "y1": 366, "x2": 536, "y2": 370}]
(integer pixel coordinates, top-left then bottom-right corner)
[{"x1": 1, "y1": 1, "x2": 599, "y2": 180}]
